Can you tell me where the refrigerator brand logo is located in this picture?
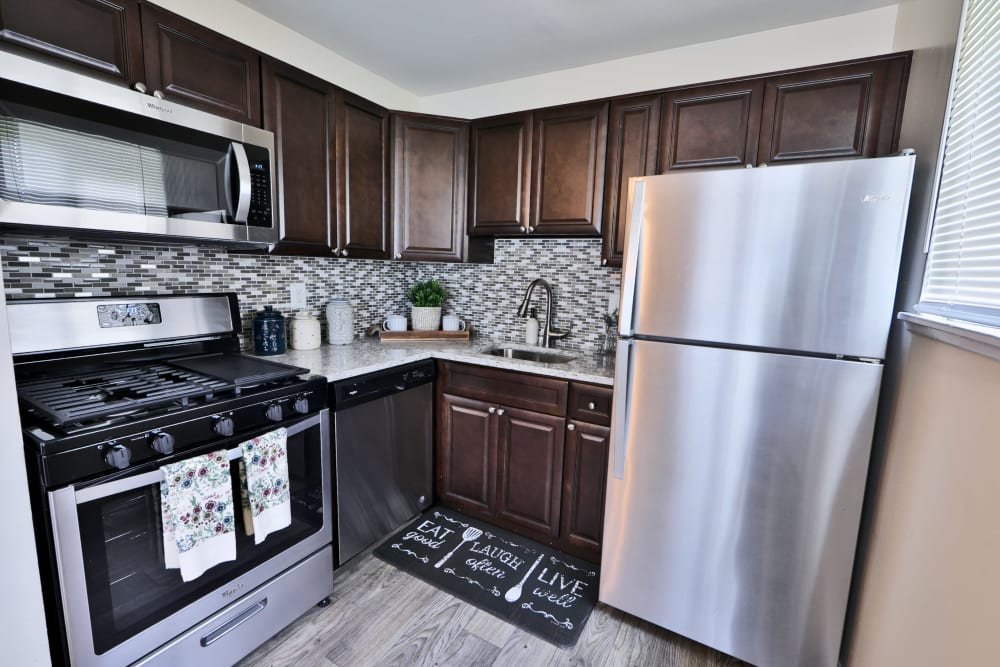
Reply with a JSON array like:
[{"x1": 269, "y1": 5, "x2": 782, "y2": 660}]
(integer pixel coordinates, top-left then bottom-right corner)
[
  {"x1": 862, "y1": 194, "x2": 893, "y2": 203},
  {"x1": 146, "y1": 102, "x2": 173, "y2": 114}
]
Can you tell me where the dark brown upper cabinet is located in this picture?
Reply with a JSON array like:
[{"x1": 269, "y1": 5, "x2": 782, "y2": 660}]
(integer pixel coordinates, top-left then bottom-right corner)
[
  {"x1": 391, "y1": 113, "x2": 469, "y2": 262},
  {"x1": 0, "y1": 0, "x2": 144, "y2": 83},
  {"x1": 530, "y1": 101, "x2": 608, "y2": 236},
  {"x1": 757, "y1": 55, "x2": 909, "y2": 165},
  {"x1": 602, "y1": 94, "x2": 661, "y2": 268},
  {"x1": 139, "y1": 3, "x2": 261, "y2": 126},
  {"x1": 659, "y1": 80, "x2": 764, "y2": 172},
  {"x1": 336, "y1": 92, "x2": 391, "y2": 259},
  {"x1": 262, "y1": 58, "x2": 337, "y2": 256},
  {"x1": 467, "y1": 112, "x2": 533, "y2": 237}
]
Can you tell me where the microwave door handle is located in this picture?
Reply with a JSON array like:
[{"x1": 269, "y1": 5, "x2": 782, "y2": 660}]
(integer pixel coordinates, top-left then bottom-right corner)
[
  {"x1": 227, "y1": 142, "x2": 252, "y2": 224},
  {"x1": 72, "y1": 416, "x2": 321, "y2": 504}
]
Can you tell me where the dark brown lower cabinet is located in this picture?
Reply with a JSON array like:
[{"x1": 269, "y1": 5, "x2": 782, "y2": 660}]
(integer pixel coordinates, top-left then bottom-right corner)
[
  {"x1": 561, "y1": 421, "x2": 610, "y2": 562},
  {"x1": 495, "y1": 407, "x2": 565, "y2": 538},
  {"x1": 436, "y1": 362, "x2": 610, "y2": 563},
  {"x1": 437, "y1": 393, "x2": 497, "y2": 520}
]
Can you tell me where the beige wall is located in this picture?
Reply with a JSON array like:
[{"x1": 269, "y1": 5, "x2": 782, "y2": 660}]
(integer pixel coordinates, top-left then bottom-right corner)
[{"x1": 849, "y1": 332, "x2": 1000, "y2": 666}]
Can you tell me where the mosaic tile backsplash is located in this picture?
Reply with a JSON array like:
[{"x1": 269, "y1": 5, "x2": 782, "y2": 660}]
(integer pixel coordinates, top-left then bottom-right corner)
[{"x1": 1, "y1": 236, "x2": 622, "y2": 353}]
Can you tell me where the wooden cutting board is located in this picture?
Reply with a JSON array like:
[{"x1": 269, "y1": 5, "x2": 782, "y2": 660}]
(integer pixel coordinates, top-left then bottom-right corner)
[{"x1": 379, "y1": 329, "x2": 471, "y2": 342}]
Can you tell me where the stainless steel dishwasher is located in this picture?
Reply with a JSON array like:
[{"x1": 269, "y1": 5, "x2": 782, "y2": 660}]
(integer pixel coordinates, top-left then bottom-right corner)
[{"x1": 332, "y1": 360, "x2": 434, "y2": 567}]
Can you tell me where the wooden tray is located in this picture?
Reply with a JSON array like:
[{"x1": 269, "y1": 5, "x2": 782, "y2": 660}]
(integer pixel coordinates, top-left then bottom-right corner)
[{"x1": 380, "y1": 329, "x2": 471, "y2": 342}]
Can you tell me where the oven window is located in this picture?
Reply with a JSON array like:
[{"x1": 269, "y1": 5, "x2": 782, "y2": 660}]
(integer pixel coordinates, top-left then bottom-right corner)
[{"x1": 75, "y1": 424, "x2": 324, "y2": 655}]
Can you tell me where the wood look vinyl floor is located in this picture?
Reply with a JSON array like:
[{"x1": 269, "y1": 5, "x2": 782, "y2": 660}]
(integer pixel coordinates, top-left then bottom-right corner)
[{"x1": 238, "y1": 552, "x2": 746, "y2": 667}]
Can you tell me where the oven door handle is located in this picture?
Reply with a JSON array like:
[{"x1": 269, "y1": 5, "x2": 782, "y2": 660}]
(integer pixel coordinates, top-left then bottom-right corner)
[{"x1": 73, "y1": 414, "x2": 322, "y2": 505}]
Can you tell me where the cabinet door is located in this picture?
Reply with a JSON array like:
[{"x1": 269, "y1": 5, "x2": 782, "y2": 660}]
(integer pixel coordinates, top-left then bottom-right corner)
[
  {"x1": 495, "y1": 407, "x2": 565, "y2": 540},
  {"x1": 659, "y1": 80, "x2": 764, "y2": 172},
  {"x1": 757, "y1": 55, "x2": 909, "y2": 165},
  {"x1": 391, "y1": 114, "x2": 468, "y2": 262},
  {"x1": 0, "y1": 0, "x2": 143, "y2": 83},
  {"x1": 262, "y1": 58, "x2": 336, "y2": 256},
  {"x1": 436, "y1": 393, "x2": 497, "y2": 520},
  {"x1": 139, "y1": 3, "x2": 261, "y2": 126},
  {"x1": 468, "y1": 112, "x2": 532, "y2": 237},
  {"x1": 336, "y1": 92, "x2": 391, "y2": 259},
  {"x1": 602, "y1": 94, "x2": 661, "y2": 267},
  {"x1": 530, "y1": 101, "x2": 608, "y2": 236},
  {"x1": 560, "y1": 420, "x2": 610, "y2": 563}
]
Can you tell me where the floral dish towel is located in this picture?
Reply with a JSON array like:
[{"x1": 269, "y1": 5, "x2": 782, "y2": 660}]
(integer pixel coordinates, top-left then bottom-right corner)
[
  {"x1": 239, "y1": 428, "x2": 291, "y2": 545},
  {"x1": 160, "y1": 450, "x2": 236, "y2": 582}
]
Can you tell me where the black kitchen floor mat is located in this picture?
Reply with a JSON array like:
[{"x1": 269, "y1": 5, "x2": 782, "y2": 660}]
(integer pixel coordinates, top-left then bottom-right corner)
[{"x1": 374, "y1": 507, "x2": 599, "y2": 648}]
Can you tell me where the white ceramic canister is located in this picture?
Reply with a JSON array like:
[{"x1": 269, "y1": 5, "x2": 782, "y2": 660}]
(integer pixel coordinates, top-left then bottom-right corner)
[
  {"x1": 326, "y1": 297, "x2": 355, "y2": 345},
  {"x1": 288, "y1": 312, "x2": 321, "y2": 350}
]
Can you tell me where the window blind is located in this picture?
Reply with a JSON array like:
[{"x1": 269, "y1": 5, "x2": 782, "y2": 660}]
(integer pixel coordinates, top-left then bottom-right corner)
[{"x1": 918, "y1": 0, "x2": 1000, "y2": 326}]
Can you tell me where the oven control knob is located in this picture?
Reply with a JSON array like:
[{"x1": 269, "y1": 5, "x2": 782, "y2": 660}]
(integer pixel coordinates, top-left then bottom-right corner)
[
  {"x1": 212, "y1": 416, "x2": 235, "y2": 437},
  {"x1": 150, "y1": 431, "x2": 175, "y2": 455},
  {"x1": 292, "y1": 397, "x2": 310, "y2": 415},
  {"x1": 103, "y1": 443, "x2": 132, "y2": 470},
  {"x1": 264, "y1": 404, "x2": 283, "y2": 422}
]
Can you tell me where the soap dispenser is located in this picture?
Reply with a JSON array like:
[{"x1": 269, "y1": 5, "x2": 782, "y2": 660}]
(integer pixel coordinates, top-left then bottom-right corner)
[{"x1": 525, "y1": 307, "x2": 539, "y2": 346}]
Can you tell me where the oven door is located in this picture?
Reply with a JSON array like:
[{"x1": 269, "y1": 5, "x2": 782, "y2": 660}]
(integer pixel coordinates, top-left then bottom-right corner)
[{"x1": 47, "y1": 410, "x2": 330, "y2": 667}]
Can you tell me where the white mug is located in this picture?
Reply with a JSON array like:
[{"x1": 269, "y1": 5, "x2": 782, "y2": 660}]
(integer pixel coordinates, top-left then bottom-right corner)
[
  {"x1": 442, "y1": 315, "x2": 466, "y2": 331},
  {"x1": 383, "y1": 314, "x2": 407, "y2": 331}
]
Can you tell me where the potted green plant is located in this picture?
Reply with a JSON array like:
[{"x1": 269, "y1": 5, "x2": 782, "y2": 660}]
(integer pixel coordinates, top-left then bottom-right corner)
[{"x1": 407, "y1": 278, "x2": 447, "y2": 330}]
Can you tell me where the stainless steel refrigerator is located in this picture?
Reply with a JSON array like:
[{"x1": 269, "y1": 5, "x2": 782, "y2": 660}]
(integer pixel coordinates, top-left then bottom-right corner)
[{"x1": 600, "y1": 154, "x2": 916, "y2": 667}]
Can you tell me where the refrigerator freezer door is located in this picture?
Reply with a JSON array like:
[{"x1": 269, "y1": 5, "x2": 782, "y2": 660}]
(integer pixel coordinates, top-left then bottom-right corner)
[
  {"x1": 621, "y1": 155, "x2": 915, "y2": 359},
  {"x1": 601, "y1": 338, "x2": 881, "y2": 667}
]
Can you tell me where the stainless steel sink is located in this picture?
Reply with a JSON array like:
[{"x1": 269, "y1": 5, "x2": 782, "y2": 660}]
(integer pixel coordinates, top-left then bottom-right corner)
[{"x1": 485, "y1": 347, "x2": 577, "y2": 364}]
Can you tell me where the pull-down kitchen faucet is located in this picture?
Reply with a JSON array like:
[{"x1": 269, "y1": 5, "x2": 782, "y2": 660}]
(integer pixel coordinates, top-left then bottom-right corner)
[{"x1": 516, "y1": 278, "x2": 570, "y2": 347}]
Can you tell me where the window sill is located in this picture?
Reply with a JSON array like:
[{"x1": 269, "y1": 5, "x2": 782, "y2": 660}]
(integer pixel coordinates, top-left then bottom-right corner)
[{"x1": 899, "y1": 312, "x2": 1000, "y2": 362}]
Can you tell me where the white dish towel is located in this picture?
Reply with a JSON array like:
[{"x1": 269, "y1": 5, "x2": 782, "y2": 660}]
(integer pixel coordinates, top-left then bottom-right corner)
[
  {"x1": 239, "y1": 427, "x2": 292, "y2": 544},
  {"x1": 160, "y1": 450, "x2": 237, "y2": 582}
]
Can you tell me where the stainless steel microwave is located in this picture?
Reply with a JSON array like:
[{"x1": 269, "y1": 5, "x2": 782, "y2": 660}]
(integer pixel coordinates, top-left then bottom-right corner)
[{"x1": 0, "y1": 50, "x2": 277, "y2": 245}]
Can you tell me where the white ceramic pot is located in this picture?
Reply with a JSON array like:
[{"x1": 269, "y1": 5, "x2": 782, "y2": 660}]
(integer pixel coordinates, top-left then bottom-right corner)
[
  {"x1": 410, "y1": 306, "x2": 441, "y2": 331},
  {"x1": 289, "y1": 312, "x2": 321, "y2": 350},
  {"x1": 326, "y1": 298, "x2": 355, "y2": 344}
]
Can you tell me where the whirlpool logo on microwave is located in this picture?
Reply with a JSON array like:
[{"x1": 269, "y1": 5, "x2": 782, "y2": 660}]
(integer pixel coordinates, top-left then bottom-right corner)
[
  {"x1": 146, "y1": 102, "x2": 173, "y2": 114},
  {"x1": 862, "y1": 194, "x2": 893, "y2": 203}
]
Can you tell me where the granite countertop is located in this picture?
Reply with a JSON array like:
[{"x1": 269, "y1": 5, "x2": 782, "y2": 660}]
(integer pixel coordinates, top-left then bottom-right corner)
[{"x1": 260, "y1": 337, "x2": 616, "y2": 386}]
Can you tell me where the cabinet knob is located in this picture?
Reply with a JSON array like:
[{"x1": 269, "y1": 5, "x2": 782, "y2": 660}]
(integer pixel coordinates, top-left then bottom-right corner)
[
  {"x1": 152, "y1": 89, "x2": 165, "y2": 99},
  {"x1": 567, "y1": 423, "x2": 576, "y2": 431},
  {"x1": 341, "y1": 249, "x2": 349, "y2": 257},
  {"x1": 601, "y1": 259, "x2": 608, "y2": 266},
  {"x1": 488, "y1": 406, "x2": 496, "y2": 414},
  {"x1": 522, "y1": 226, "x2": 529, "y2": 234},
  {"x1": 133, "y1": 82, "x2": 148, "y2": 94},
  {"x1": 496, "y1": 408, "x2": 505, "y2": 416},
  {"x1": 588, "y1": 401, "x2": 596, "y2": 410},
  {"x1": 395, "y1": 252, "x2": 402, "y2": 259},
  {"x1": 528, "y1": 226, "x2": 535, "y2": 233}
]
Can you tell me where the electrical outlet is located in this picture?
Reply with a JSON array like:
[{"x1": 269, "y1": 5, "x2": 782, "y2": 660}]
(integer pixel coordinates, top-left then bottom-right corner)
[{"x1": 289, "y1": 283, "x2": 307, "y2": 310}]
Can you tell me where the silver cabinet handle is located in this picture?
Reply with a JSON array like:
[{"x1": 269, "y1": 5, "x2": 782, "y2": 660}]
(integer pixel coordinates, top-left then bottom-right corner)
[
  {"x1": 133, "y1": 82, "x2": 148, "y2": 93},
  {"x1": 567, "y1": 423, "x2": 576, "y2": 431},
  {"x1": 528, "y1": 226, "x2": 535, "y2": 233},
  {"x1": 588, "y1": 402, "x2": 596, "y2": 410},
  {"x1": 341, "y1": 249, "x2": 349, "y2": 257},
  {"x1": 522, "y1": 226, "x2": 529, "y2": 234},
  {"x1": 394, "y1": 252, "x2": 402, "y2": 259},
  {"x1": 153, "y1": 89, "x2": 165, "y2": 99},
  {"x1": 488, "y1": 407, "x2": 496, "y2": 414},
  {"x1": 601, "y1": 258, "x2": 608, "y2": 266},
  {"x1": 496, "y1": 408, "x2": 505, "y2": 416}
]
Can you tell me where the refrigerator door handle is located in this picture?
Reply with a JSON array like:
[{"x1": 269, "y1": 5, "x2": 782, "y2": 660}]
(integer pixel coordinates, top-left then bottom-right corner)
[
  {"x1": 618, "y1": 180, "x2": 645, "y2": 336},
  {"x1": 612, "y1": 339, "x2": 634, "y2": 480}
]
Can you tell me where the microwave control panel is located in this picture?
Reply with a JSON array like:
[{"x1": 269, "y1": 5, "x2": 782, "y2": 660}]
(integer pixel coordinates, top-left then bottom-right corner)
[{"x1": 246, "y1": 145, "x2": 272, "y2": 228}]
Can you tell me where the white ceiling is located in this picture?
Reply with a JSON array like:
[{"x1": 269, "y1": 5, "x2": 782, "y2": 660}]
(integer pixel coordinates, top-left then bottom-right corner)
[{"x1": 235, "y1": 0, "x2": 897, "y2": 96}]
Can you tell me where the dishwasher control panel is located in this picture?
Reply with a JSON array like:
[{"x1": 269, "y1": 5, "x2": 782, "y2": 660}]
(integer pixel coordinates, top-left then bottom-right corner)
[{"x1": 332, "y1": 360, "x2": 435, "y2": 410}]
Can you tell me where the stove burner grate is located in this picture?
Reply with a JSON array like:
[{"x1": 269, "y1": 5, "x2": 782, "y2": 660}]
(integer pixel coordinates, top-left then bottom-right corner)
[{"x1": 18, "y1": 362, "x2": 233, "y2": 426}]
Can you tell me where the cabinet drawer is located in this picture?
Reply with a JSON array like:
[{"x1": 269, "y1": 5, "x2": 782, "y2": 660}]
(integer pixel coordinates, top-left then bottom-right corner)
[
  {"x1": 568, "y1": 383, "x2": 613, "y2": 426},
  {"x1": 439, "y1": 362, "x2": 567, "y2": 416}
]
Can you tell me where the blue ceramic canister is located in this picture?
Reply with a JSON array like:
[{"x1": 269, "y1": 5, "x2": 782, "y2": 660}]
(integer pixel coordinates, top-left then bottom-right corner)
[{"x1": 253, "y1": 305, "x2": 287, "y2": 355}]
